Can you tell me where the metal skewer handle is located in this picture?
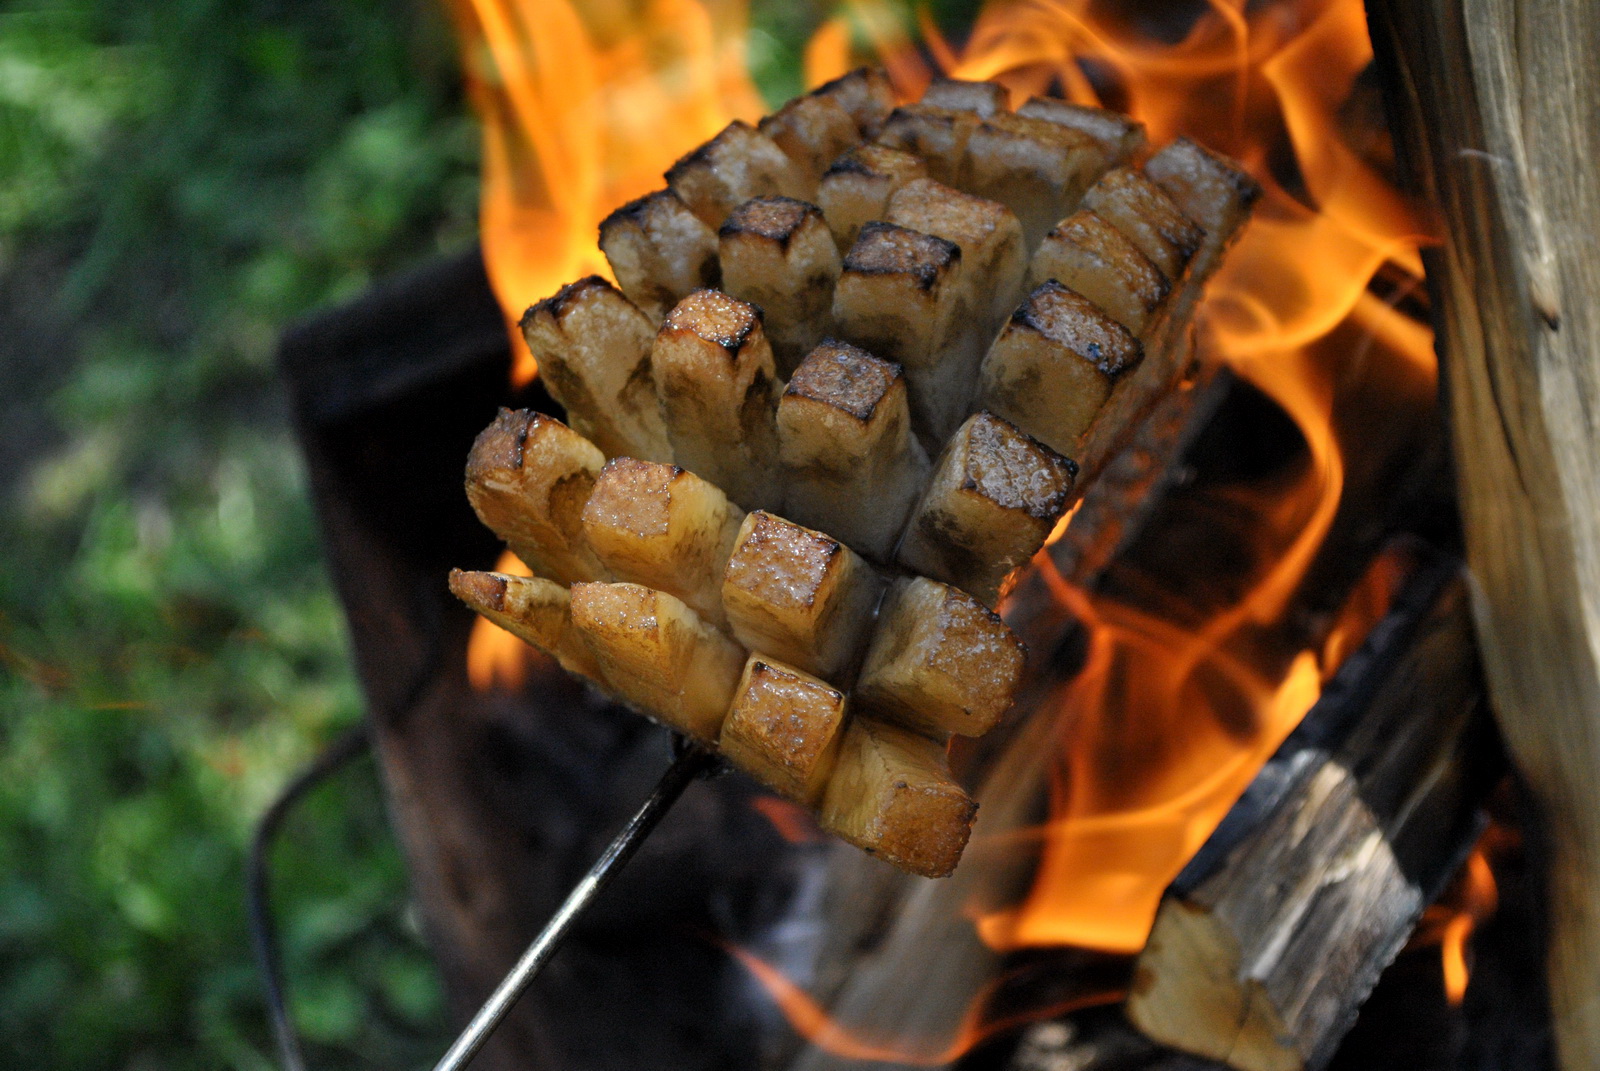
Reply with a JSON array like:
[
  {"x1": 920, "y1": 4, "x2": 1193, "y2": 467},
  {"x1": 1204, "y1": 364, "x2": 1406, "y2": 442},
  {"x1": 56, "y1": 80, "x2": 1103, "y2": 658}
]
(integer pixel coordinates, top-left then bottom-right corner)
[{"x1": 431, "y1": 739, "x2": 718, "y2": 1071}]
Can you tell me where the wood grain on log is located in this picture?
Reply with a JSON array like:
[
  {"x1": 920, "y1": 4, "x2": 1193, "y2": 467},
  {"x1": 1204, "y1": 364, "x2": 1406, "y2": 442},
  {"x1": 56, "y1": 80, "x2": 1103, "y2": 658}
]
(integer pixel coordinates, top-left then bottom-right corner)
[
  {"x1": 1126, "y1": 557, "x2": 1496, "y2": 1071},
  {"x1": 1367, "y1": 4, "x2": 1600, "y2": 1066}
]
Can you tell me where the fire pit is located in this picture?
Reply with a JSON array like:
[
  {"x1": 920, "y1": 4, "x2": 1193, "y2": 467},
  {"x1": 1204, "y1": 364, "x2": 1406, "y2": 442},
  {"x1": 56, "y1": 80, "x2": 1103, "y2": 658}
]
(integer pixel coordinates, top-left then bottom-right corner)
[{"x1": 270, "y1": 0, "x2": 1595, "y2": 1068}]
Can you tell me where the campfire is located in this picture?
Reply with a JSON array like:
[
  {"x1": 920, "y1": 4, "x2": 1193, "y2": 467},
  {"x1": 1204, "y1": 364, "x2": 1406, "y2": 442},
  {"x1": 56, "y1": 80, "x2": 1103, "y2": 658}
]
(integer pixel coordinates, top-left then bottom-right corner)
[{"x1": 272, "y1": 0, "x2": 1597, "y2": 1068}]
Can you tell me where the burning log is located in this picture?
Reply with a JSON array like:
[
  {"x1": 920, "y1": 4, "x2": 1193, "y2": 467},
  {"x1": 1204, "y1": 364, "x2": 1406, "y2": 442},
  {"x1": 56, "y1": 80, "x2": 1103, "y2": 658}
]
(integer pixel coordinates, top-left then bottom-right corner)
[
  {"x1": 1369, "y1": 3, "x2": 1600, "y2": 1066},
  {"x1": 896, "y1": 411, "x2": 1078, "y2": 607},
  {"x1": 776, "y1": 340, "x2": 930, "y2": 562},
  {"x1": 1126, "y1": 559, "x2": 1498, "y2": 1071}
]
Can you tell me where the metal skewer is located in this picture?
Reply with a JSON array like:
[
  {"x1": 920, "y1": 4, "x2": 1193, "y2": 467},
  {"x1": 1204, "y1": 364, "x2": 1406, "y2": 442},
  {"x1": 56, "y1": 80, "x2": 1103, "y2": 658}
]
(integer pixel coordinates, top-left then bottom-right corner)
[{"x1": 430, "y1": 739, "x2": 719, "y2": 1071}]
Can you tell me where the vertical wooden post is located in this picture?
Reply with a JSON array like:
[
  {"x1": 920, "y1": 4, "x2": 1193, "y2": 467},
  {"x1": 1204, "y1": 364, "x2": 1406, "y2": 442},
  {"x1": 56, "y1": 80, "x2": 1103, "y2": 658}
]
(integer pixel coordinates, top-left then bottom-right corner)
[{"x1": 1368, "y1": 3, "x2": 1600, "y2": 1066}]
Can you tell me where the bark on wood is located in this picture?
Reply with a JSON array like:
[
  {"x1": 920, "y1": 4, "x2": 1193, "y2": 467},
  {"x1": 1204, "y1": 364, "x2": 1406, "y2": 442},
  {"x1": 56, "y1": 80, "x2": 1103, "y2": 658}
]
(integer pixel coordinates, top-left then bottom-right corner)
[
  {"x1": 1126, "y1": 558, "x2": 1496, "y2": 1071},
  {"x1": 1367, "y1": 4, "x2": 1600, "y2": 1067}
]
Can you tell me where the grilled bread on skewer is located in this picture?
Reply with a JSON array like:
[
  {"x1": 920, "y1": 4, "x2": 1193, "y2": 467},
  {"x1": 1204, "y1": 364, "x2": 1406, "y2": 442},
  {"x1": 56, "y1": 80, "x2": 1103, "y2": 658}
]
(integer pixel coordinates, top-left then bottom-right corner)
[
  {"x1": 777, "y1": 340, "x2": 929, "y2": 562},
  {"x1": 665, "y1": 119, "x2": 809, "y2": 228},
  {"x1": 1016, "y1": 96, "x2": 1147, "y2": 164},
  {"x1": 651, "y1": 288, "x2": 783, "y2": 511},
  {"x1": 519, "y1": 277, "x2": 674, "y2": 463},
  {"x1": 464, "y1": 409, "x2": 610, "y2": 585},
  {"x1": 568, "y1": 581, "x2": 746, "y2": 744},
  {"x1": 897, "y1": 411, "x2": 1078, "y2": 608},
  {"x1": 832, "y1": 221, "x2": 968, "y2": 448},
  {"x1": 855, "y1": 576, "x2": 1026, "y2": 739},
  {"x1": 580, "y1": 458, "x2": 744, "y2": 628},
  {"x1": 721, "y1": 511, "x2": 886, "y2": 683},
  {"x1": 717, "y1": 197, "x2": 842, "y2": 377},
  {"x1": 598, "y1": 189, "x2": 720, "y2": 322},
  {"x1": 820, "y1": 718, "x2": 977, "y2": 879},
  {"x1": 719, "y1": 656, "x2": 851, "y2": 806},
  {"x1": 817, "y1": 144, "x2": 929, "y2": 251},
  {"x1": 454, "y1": 74, "x2": 1259, "y2": 878},
  {"x1": 448, "y1": 569, "x2": 603, "y2": 681}
]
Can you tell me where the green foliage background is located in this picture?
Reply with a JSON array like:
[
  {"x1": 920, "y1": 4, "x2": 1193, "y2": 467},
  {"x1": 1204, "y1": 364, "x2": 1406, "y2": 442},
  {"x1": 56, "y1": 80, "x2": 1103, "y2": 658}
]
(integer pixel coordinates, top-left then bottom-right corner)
[
  {"x1": 0, "y1": 0, "x2": 976, "y2": 1066},
  {"x1": 1, "y1": 1, "x2": 478, "y2": 1066}
]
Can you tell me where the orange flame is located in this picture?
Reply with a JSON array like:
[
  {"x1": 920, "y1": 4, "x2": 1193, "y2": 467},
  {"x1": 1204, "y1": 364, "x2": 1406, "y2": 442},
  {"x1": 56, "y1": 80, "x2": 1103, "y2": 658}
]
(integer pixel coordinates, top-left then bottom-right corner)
[
  {"x1": 1414, "y1": 840, "x2": 1502, "y2": 1004},
  {"x1": 728, "y1": 945, "x2": 1121, "y2": 1065},
  {"x1": 751, "y1": 795, "x2": 826, "y2": 845},
  {"x1": 444, "y1": 0, "x2": 767, "y2": 384}
]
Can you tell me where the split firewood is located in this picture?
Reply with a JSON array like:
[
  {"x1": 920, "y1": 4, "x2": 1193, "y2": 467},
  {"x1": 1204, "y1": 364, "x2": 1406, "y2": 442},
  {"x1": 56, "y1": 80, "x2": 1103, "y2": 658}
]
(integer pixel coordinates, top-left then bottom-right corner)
[
  {"x1": 651, "y1": 288, "x2": 783, "y2": 511},
  {"x1": 464, "y1": 409, "x2": 611, "y2": 585},
  {"x1": 854, "y1": 576, "x2": 1026, "y2": 739},
  {"x1": 598, "y1": 188, "x2": 720, "y2": 322},
  {"x1": 807, "y1": 66, "x2": 897, "y2": 140},
  {"x1": 665, "y1": 119, "x2": 809, "y2": 228},
  {"x1": 776, "y1": 339, "x2": 930, "y2": 562},
  {"x1": 819, "y1": 717, "x2": 977, "y2": 879},
  {"x1": 717, "y1": 196, "x2": 842, "y2": 376},
  {"x1": 817, "y1": 143, "x2": 929, "y2": 251},
  {"x1": 717, "y1": 655, "x2": 851, "y2": 806},
  {"x1": 884, "y1": 175, "x2": 1027, "y2": 329},
  {"x1": 721, "y1": 510, "x2": 886, "y2": 682},
  {"x1": 758, "y1": 93, "x2": 864, "y2": 190},
  {"x1": 897, "y1": 411, "x2": 1077, "y2": 607},
  {"x1": 448, "y1": 569, "x2": 603, "y2": 682},
  {"x1": 1015, "y1": 95, "x2": 1148, "y2": 165},
  {"x1": 519, "y1": 276, "x2": 674, "y2": 462},
  {"x1": 964, "y1": 111, "x2": 1110, "y2": 251},
  {"x1": 977, "y1": 280, "x2": 1145, "y2": 461},
  {"x1": 567, "y1": 581, "x2": 746, "y2": 744},
  {"x1": 1127, "y1": 562, "x2": 1496, "y2": 1071},
  {"x1": 831, "y1": 221, "x2": 968, "y2": 447},
  {"x1": 579, "y1": 457, "x2": 744, "y2": 628}
]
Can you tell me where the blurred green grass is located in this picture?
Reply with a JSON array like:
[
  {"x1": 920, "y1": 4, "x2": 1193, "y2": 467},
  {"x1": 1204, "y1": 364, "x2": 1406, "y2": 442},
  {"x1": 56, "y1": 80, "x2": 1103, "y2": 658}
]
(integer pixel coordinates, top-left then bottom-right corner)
[
  {"x1": 0, "y1": 0, "x2": 476, "y2": 1066},
  {"x1": 0, "y1": 0, "x2": 977, "y2": 1065}
]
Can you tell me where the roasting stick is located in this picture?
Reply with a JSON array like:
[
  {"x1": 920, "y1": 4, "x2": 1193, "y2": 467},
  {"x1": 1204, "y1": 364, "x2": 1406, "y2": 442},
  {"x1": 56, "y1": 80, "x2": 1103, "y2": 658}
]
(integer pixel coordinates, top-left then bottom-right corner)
[{"x1": 431, "y1": 739, "x2": 719, "y2": 1071}]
